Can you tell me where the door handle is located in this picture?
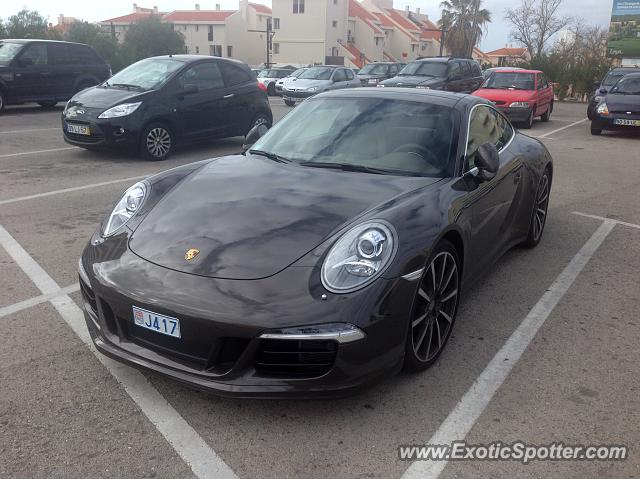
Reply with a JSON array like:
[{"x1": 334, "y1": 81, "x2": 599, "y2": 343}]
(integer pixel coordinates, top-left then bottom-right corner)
[{"x1": 223, "y1": 93, "x2": 235, "y2": 99}]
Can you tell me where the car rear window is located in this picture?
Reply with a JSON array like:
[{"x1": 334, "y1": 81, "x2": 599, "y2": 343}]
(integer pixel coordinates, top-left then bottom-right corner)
[{"x1": 220, "y1": 62, "x2": 252, "y2": 86}]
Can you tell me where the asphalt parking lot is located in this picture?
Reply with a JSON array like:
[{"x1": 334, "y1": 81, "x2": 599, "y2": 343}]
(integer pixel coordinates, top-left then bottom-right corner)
[{"x1": 1, "y1": 98, "x2": 639, "y2": 479}]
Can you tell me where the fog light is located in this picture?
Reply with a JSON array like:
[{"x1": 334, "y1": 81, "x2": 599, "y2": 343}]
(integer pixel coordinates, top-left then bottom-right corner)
[{"x1": 114, "y1": 127, "x2": 125, "y2": 136}]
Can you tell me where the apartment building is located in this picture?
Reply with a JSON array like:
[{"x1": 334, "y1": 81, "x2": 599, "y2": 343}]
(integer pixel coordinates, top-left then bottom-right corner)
[{"x1": 99, "y1": 1, "x2": 272, "y2": 66}]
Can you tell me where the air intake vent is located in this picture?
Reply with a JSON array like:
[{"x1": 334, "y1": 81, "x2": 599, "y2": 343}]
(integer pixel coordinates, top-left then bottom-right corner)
[{"x1": 255, "y1": 338, "x2": 338, "y2": 378}]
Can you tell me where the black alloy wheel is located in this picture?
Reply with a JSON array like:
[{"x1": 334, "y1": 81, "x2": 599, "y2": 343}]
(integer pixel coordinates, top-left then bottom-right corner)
[
  {"x1": 523, "y1": 171, "x2": 550, "y2": 247},
  {"x1": 140, "y1": 123, "x2": 174, "y2": 161}
]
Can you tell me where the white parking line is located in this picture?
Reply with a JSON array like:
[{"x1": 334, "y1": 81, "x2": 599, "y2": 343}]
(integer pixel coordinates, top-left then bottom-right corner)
[
  {"x1": 572, "y1": 211, "x2": 640, "y2": 230},
  {"x1": 0, "y1": 175, "x2": 146, "y2": 206},
  {"x1": 402, "y1": 218, "x2": 616, "y2": 479},
  {"x1": 0, "y1": 146, "x2": 78, "y2": 159},
  {"x1": 0, "y1": 224, "x2": 238, "y2": 479},
  {"x1": 536, "y1": 118, "x2": 588, "y2": 139},
  {"x1": 0, "y1": 127, "x2": 59, "y2": 135},
  {"x1": 0, "y1": 283, "x2": 80, "y2": 319}
]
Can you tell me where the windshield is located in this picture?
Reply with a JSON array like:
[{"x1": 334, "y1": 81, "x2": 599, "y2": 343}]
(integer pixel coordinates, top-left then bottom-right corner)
[
  {"x1": 359, "y1": 64, "x2": 389, "y2": 75},
  {"x1": 0, "y1": 42, "x2": 24, "y2": 65},
  {"x1": 399, "y1": 61, "x2": 447, "y2": 77},
  {"x1": 258, "y1": 69, "x2": 281, "y2": 78},
  {"x1": 602, "y1": 72, "x2": 626, "y2": 87},
  {"x1": 611, "y1": 76, "x2": 640, "y2": 94},
  {"x1": 107, "y1": 58, "x2": 184, "y2": 90},
  {"x1": 299, "y1": 67, "x2": 334, "y2": 80},
  {"x1": 290, "y1": 68, "x2": 306, "y2": 78},
  {"x1": 251, "y1": 97, "x2": 457, "y2": 177},
  {"x1": 483, "y1": 72, "x2": 535, "y2": 90}
]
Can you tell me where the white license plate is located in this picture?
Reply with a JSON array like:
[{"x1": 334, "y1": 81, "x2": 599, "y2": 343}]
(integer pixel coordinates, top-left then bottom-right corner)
[
  {"x1": 132, "y1": 306, "x2": 181, "y2": 338},
  {"x1": 614, "y1": 119, "x2": 640, "y2": 126},
  {"x1": 66, "y1": 123, "x2": 90, "y2": 135}
]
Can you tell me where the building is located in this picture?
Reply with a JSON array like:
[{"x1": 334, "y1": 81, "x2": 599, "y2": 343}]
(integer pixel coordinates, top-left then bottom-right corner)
[
  {"x1": 485, "y1": 46, "x2": 529, "y2": 67},
  {"x1": 99, "y1": 2, "x2": 272, "y2": 66}
]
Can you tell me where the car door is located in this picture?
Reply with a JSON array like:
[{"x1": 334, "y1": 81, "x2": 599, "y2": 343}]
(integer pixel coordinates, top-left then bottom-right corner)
[
  {"x1": 11, "y1": 42, "x2": 51, "y2": 100},
  {"x1": 330, "y1": 68, "x2": 348, "y2": 90},
  {"x1": 173, "y1": 61, "x2": 229, "y2": 140},
  {"x1": 344, "y1": 68, "x2": 360, "y2": 88},
  {"x1": 536, "y1": 73, "x2": 552, "y2": 115},
  {"x1": 219, "y1": 61, "x2": 256, "y2": 135},
  {"x1": 47, "y1": 43, "x2": 76, "y2": 98},
  {"x1": 463, "y1": 105, "x2": 525, "y2": 277}
]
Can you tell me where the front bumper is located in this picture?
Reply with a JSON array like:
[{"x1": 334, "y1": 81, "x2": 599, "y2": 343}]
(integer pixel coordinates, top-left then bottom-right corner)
[
  {"x1": 592, "y1": 113, "x2": 640, "y2": 132},
  {"x1": 495, "y1": 106, "x2": 532, "y2": 122},
  {"x1": 282, "y1": 90, "x2": 316, "y2": 102},
  {"x1": 61, "y1": 114, "x2": 139, "y2": 149},
  {"x1": 79, "y1": 238, "x2": 414, "y2": 397}
]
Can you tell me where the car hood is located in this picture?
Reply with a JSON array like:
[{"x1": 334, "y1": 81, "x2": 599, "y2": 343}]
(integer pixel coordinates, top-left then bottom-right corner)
[
  {"x1": 68, "y1": 85, "x2": 149, "y2": 110},
  {"x1": 129, "y1": 155, "x2": 437, "y2": 280},
  {"x1": 473, "y1": 88, "x2": 535, "y2": 104},
  {"x1": 605, "y1": 93, "x2": 640, "y2": 111},
  {"x1": 285, "y1": 78, "x2": 331, "y2": 90},
  {"x1": 381, "y1": 76, "x2": 444, "y2": 87}
]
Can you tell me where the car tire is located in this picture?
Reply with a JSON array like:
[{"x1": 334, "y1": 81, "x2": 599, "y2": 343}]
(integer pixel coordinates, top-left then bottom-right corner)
[
  {"x1": 284, "y1": 100, "x2": 295, "y2": 107},
  {"x1": 403, "y1": 240, "x2": 460, "y2": 372},
  {"x1": 140, "y1": 123, "x2": 174, "y2": 161},
  {"x1": 541, "y1": 101, "x2": 552, "y2": 122},
  {"x1": 587, "y1": 106, "x2": 593, "y2": 121},
  {"x1": 267, "y1": 82, "x2": 276, "y2": 96},
  {"x1": 247, "y1": 113, "x2": 272, "y2": 136},
  {"x1": 522, "y1": 169, "x2": 551, "y2": 248},
  {"x1": 37, "y1": 100, "x2": 58, "y2": 108},
  {"x1": 590, "y1": 124, "x2": 602, "y2": 136},
  {"x1": 521, "y1": 109, "x2": 534, "y2": 129},
  {"x1": 0, "y1": 90, "x2": 5, "y2": 114}
]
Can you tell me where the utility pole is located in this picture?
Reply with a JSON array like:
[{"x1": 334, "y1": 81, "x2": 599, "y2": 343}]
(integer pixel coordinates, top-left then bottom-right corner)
[{"x1": 249, "y1": 20, "x2": 275, "y2": 68}]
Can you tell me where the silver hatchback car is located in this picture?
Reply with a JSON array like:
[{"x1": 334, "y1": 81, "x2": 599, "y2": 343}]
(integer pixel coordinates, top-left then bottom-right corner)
[{"x1": 282, "y1": 66, "x2": 361, "y2": 106}]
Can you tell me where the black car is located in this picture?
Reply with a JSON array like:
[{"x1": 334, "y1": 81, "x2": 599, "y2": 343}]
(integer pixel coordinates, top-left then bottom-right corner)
[
  {"x1": 357, "y1": 62, "x2": 405, "y2": 86},
  {"x1": 62, "y1": 55, "x2": 272, "y2": 160},
  {"x1": 587, "y1": 67, "x2": 640, "y2": 120},
  {"x1": 379, "y1": 57, "x2": 484, "y2": 93},
  {"x1": 591, "y1": 73, "x2": 640, "y2": 136},
  {"x1": 79, "y1": 88, "x2": 553, "y2": 397},
  {"x1": 0, "y1": 39, "x2": 110, "y2": 113}
]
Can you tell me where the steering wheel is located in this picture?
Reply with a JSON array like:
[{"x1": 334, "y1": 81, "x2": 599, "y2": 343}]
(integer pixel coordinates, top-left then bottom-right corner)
[{"x1": 392, "y1": 143, "x2": 440, "y2": 169}]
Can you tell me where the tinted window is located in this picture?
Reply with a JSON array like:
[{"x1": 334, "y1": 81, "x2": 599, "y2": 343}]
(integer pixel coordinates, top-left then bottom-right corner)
[
  {"x1": 471, "y1": 62, "x2": 482, "y2": 76},
  {"x1": 399, "y1": 61, "x2": 447, "y2": 77},
  {"x1": 448, "y1": 61, "x2": 461, "y2": 79},
  {"x1": 49, "y1": 44, "x2": 99, "y2": 65},
  {"x1": 460, "y1": 61, "x2": 471, "y2": 77},
  {"x1": 0, "y1": 42, "x2": 25, "y2": 65},
  {"x1": 483, "y1": 72, "x2": 535, "y2": 90},
  {"x1": 537, "y1": 73, "x2": 547, "y2": 89},
  {"x1": 252, "y1": 97, "x2": 457, "y2": 177},
  {"x1": 333, "y1": 69, "x2": 347, "y2": 82},
  {"x1": 466, "y1": 105, "x2": 511, "y2": 170},
  {"x1": 611, "y1": 76, "x2": 640, "y2": 94},
  {"x1": 359, "y1": 63, "x2": 390, "y2": 75},
  {"x1": 299, "y1": 67, "x2": 333, "y2": 80},
  {"x1": 345, "y1": 69, "x2": 354, "y2": 80},
  {"x1": 19, "y1": 43, "x2": 48, "y2": 66},
  {"x1": 179, "y1": 62, "x2": 224, "y2": 90},
  {"x1": 220, "y1": 62, "x2": 251, "y2": 86}
]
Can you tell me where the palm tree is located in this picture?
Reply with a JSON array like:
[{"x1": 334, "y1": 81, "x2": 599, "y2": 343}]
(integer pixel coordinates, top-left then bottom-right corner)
[{"x1": 438, "y1": 0, "x2": 491, "y2": 57}]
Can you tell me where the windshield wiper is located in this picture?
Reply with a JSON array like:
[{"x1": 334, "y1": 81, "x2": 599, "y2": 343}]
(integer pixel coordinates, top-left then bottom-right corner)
[
  {"x1": 111, "y1": 83, "x2": 144, "y2": 90},
  {"x1": 248, "y1": 149, "x2": 291, "y2": 163},
  {"x1": 299, "y1": 161, "x2": 418, "y2": 176}
]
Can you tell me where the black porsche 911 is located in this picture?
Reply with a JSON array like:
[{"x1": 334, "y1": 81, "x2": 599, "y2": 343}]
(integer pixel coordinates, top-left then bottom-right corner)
[{"x1": 79, "y1": 88, "x2": 553, "y2": 397}]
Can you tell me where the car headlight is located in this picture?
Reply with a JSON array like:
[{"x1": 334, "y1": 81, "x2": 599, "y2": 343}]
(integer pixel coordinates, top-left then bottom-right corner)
[
  {"x1": 509, "y1": 102, "x2": 530, "y2": 108},
  {"x1": 596, "y1": 101, "x2": 609, "y2": 116},
  {"x1": 594, "y1": 95, "x2": 604, "y2": 102},
  {"x1": 321, "y1": 221, "x2": 397, "y2": 293},
  {"x1": 368, "y1": 79, "x2": 378, "y2": 84},
  {"x1": 102, "y1": 181, "x2": 147, "y2": 237},
  {"x1": 377, "y1": 84, "x2": 386, "y2": 87},
  {"x1": 98, "y1": 102, "x2": 142, "y2": 119},
  {"x1": 307, "y1": 87, "x2": 318, "y2": 92},
  {"x1": 416, "y1": 85, "x2": 431, "y2": 90}
]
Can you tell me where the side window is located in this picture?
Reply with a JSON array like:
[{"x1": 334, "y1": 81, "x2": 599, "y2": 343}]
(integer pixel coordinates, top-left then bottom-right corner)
[
  {"x1": 220, "y1": 62, "x2": 251, "y2": 86},
  {"x1": 460, "y1": 61, "x2": 471, "y2": 78},
  {"x1": 389, "y1": 65, "x2": 398, "y2": 75},
  {"x1": 48, "y1": 43, "x2": 69, "y2": 65},
  {"x1": 19, "y1": 43, "x2": 48, "y2": 66},
  {"x1": 465, "y1": 106, "x2": 509, "y2": 170},
  {"x1": 178, "y1": 62, "x2": 224, "y2": 91},
  {"x1": 75, "y1": 45, "x2": 101, "y2": 64},
  {"x1": 333, "y1": 69, "x2": 346, "y2": 82},
  {"x1": 471, "y1": 62, "x2": 482, "y2": 77},
  {"x1": 538, "y1": 73, "x2": 547, "y2": 89},
  {"x1": 345, "y1": 68, "x2": 354, "y2": 80},
  {"x1": 448, "y1": 61, "x2": 461, "y2": 80}
]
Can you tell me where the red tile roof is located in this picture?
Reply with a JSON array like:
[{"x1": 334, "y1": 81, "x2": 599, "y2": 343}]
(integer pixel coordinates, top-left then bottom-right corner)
[
  {"x1": 385, "y1": 9, "x2": 419, "y2": 32},
  {"x1": 100, "y1": 11, "x2": 157, "y2": 24},
  {"x1": 374, "y1": 12, "x2": 395, "y2": 28},
  {"x1": 339, "y1": 42, "x2": 370, "y2": 68},
  {"x1": 349, "y1": 0, "x2": 384, "y2": 35},
  {"x1": 163, "y1": 10, "x2": 235, "y2": 22},
  {"x1": 485, "y1": 47, "x2": 527, "y2": 57},
  {"x1": 249, "y1": 3, "x2": 272, "y2": 15}
]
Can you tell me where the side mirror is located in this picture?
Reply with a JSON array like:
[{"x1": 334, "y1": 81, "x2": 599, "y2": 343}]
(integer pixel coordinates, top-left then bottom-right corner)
[
  {"x1": 183, "y1": 83, "x2": 199, "y2": 95},
  {"x1": 242, "y1": 123, "x2": 269, "y2": 152},
  {"x1": 474, "y1": 142, "x2": 500, "y2": 181},
  {"x1": 599, "y1": 88, "x2": 607, "y2": 95}
]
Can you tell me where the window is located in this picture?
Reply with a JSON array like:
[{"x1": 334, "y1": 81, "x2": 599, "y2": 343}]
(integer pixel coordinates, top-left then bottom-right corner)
[
  {"x1": 333, "y1": 69, "x2": 347, "y2": 82},
  {"x1": 208, "y1": 25, "x2": 214, "y2": 42},
  {"x1": 448, "y1": 61, "x2": 461, "y2": 79},
  {"x1": 273, "y1": 18, "x2": 280, "y2": 29},
  {"x1": 220, "y1": 62, "x2": 252, "y2": 85},
  {"x1": 227, "y1": 45, "x2": 233, "y2": 57},
  {"x1": 375, "y1": 37, "x2": 381, "y2": 46},
  {"x1": 460, "y1": 61, "x2": 471, "y2": 77},
  {"x1": 183, "y1": 24, "x2": 187, "y2": 31},
  {"x1": 537, "y1": 73, "x2": 547, "y2": 89},
  {"x1": 196, "y1": 46, "x2": 200, "y2": 54},
  {"x1": 178, "y1": 62, "x2": 224, "y2": 90},
  {"x1": 465, "y1": 105, "x2": 512, "y2": 171},
  {"x1": 19, "y1": 43, "x2": 48, "y2": 66},
  {"x1": 209, "y1": 45, "x2": 222, "y2": 57},
  {"x1": 273, "y1": 42, "x2": 280, "y2": 54},
  {"x1": 50, "y1": 44, "x2": 100, "y2": 65},
  {"x1": 332, "y1": 20, "x2": 338, "y2": 27},
  {"x1": 196, "y1": 24, "x2": 199, "y2": 31},
  {"x1": 331, "y1": 47, "x2": 339, "y2": 57},
  {"x1": 345, "y1": 69, "x2": 354, "y2": 80},
  {"x1": 293, "y1": 0, "x2": 305, "y2": 14},
  {"x1": 334, "y1": 0, "x2": 338, "y2": 3},
  {"x1": 471, "y1": 62, "x2": 482, "y2": 77}
]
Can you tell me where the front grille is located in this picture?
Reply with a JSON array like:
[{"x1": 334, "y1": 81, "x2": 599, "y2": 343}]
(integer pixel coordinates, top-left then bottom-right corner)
[
  {"x1": 255, "y1": 338, "x2": 337, "y2": 378},
  {"x1": 284, "y1": 90, "x2": 313, "y2": 99},
  {"x1": 79, "y1": 278, "x2": 97, "y2": 316}
]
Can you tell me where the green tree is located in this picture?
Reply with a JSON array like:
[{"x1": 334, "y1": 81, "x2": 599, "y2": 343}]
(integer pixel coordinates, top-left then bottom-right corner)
[
  {"x1": 121, "y1": 17, "x2": 185, "y2": 66},
  {"x1": 66, "y1": 21, "x2": 119, "y2": 68},
  {"x1": 438, "y1": 0, "x2": 491, "y2": 57},
  {"x1": 6, "y1": 9, "x2": 50, "y2": 39}
]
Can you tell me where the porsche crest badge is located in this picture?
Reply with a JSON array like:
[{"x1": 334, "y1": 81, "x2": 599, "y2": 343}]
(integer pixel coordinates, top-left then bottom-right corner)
[{"x1": 184, "y1": 248, "x2": 200, "y2": 261}]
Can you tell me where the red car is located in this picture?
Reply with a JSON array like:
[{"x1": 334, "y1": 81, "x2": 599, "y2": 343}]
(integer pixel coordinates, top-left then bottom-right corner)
[{"x1": 472, "y1": 69, "x2": 554, "y2": 128}]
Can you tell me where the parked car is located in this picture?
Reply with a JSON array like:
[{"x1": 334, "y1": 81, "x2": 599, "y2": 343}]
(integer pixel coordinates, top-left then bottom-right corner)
[
  {"x1": 378, "y1": 57, "x2": 483, "y2": 93},
  {"x1": 472, "y1": 69, "x2": 554, "y2": 128},
  {"x1": 357, "y1": 62, "x2": 405, "y2": 86},
  {"x1": 275, "y1": 67, "x2": 308, "y2": 95},
  {"x1": 587, "y1": 66, "x2": 640, "y2": 120},
  {"x1": 0, "y1": 39, "x2": 110, "y2": 113},
  {"x1": 590, "y1": 73, "x2": 640, "y2": 136},
  {"x1": 78, "y1": 88, "x2": 553, "y2": 397},
  {"x1": 62, "y1": 55, "x2": 272, "y2": 160},
  {"x1": 482, "y1": 66, "x2": 523, "y2": 79},
  {"x1": 256, "y1": 68, "x2": 294, "y2": 95},
  {"x1": 281, "y1": 65, "x2": 361, "y2": 106}
]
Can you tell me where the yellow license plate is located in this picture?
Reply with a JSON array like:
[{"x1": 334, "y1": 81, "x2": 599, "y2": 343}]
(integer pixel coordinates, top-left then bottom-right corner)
[{"x1": 67, "y1": 123, "x2": 91, "y2": 135}]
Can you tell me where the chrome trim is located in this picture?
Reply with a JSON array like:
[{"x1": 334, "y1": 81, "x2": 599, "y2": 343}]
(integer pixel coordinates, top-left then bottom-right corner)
[
  {"x1": 401, "y1": 268, "x2": 425, "y2": 281},
  {"x1": 259, "y1": 328, "x2": 366, "y2": 344},
  {"x1": 78, "y1": 257, "x2": 91, "y2": 285}
]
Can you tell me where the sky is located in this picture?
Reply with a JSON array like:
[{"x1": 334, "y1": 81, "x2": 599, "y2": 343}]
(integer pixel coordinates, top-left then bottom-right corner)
[{"x1": 2, "y1": 0, "x2": 616, "y2": 52}]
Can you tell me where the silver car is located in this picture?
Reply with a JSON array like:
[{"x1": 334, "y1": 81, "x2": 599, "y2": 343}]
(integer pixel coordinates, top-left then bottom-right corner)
[
  {"x1": 257, "y1": 68, "x2": 294, "y2": 96},
  {"x1": 282, "y1": 66, "x2": 361, "y2": 106},
  {"x1": 275, "y1": 68, "x2": 308, "y2": 95}
]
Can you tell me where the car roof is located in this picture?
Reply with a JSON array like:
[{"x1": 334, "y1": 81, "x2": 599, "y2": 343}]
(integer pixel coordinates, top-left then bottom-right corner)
[
  {"x1": 316, "y1": 87, "x2": 488, "y2": 108},
  {"x1": 611, "y1": 67, "x2": 640, "y2": 72},
  {"x1": 0, "y1": 38, "x2": 93, "y2": 47},
  {"x1": 147, "y1": 55, "x2": 249, "y2": 68},
  {"x1": 491, "y1": 69, "x2": 540, "y2": 74}
]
